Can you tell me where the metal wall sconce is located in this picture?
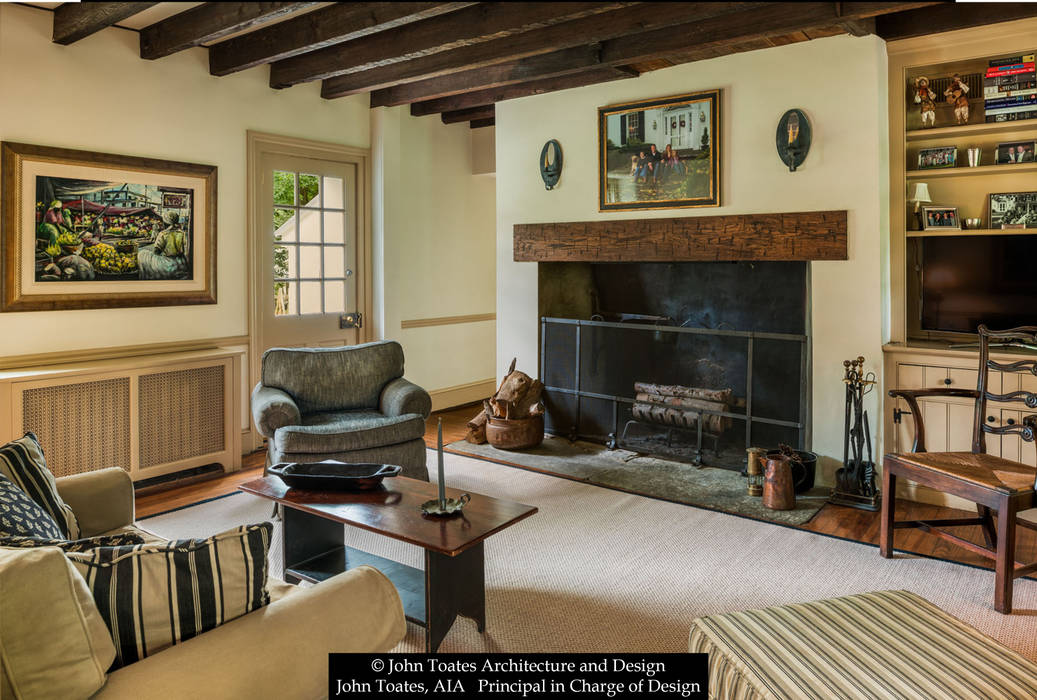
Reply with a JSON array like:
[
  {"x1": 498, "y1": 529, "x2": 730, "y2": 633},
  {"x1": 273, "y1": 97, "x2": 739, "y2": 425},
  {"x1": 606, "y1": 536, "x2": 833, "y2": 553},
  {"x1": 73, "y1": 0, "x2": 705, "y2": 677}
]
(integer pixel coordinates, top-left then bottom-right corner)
[
  {"x1": 540, "y1": 139, "x2": 563, "y2": 190},
  {"x1": 776, "y1": 109, "x2": 812, "y2": 172}
]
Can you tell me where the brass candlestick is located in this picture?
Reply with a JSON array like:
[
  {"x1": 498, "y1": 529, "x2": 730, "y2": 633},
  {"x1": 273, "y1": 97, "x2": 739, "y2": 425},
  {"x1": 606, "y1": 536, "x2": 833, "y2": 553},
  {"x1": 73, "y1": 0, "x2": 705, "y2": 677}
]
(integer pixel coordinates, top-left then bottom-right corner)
[{"x1": 746, "y1": 447, "x2": 765, "y2": 497}]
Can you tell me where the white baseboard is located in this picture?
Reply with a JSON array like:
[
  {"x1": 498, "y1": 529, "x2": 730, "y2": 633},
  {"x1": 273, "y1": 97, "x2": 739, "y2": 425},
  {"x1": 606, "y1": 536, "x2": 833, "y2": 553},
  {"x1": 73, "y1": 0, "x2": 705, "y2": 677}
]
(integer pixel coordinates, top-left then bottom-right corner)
[{"x1": 430, "y1": 378, "x2": 495, "y2": 412}]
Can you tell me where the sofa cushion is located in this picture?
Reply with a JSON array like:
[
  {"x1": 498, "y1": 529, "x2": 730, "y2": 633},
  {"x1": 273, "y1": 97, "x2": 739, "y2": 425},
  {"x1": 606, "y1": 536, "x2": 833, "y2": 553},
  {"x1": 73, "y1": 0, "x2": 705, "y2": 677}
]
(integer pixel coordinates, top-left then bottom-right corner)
[
  {"x1": 66, "y1": 522, "x2": 273, "y2": 668},
  {"x1": 0, "y1": 473, "x2": 65, "y2": 539},
  {"x1": 0, "y1": 532, "x2": 145, "y2": 552},
  {"x1": 0, "y1": 546, "x2": 116, "y2": 700},
  {"x1": 261, "y1": 340, "x2": 405, "y2": 413},
  {"x1": 274, "y1": 410, "x2": 425, "y2": 455},
  {"x1": 0, "y1": 433, "x2": 79, "y2": 538}
]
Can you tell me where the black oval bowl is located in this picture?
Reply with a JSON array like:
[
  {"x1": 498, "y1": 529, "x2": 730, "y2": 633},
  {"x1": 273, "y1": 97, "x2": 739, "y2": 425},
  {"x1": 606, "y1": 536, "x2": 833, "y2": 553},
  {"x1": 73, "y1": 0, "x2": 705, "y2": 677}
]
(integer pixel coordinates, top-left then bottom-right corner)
[{"x1": 268, "y1": 461, "x2": 402, "y2": 491}]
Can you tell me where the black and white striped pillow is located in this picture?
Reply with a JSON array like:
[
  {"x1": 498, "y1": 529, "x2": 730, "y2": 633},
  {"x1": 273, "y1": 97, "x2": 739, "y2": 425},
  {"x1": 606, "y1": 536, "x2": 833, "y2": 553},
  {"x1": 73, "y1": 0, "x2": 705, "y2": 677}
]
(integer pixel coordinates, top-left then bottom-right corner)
[
  {"x1": 66, "y1": 522, "x2": 272, "y2": 668},
  {"x1": 0, "y1": 533, "x2": 145, "y2": 552},
  {"x1": 0, "y1": 433, "x2": 79, "y2": 538}
]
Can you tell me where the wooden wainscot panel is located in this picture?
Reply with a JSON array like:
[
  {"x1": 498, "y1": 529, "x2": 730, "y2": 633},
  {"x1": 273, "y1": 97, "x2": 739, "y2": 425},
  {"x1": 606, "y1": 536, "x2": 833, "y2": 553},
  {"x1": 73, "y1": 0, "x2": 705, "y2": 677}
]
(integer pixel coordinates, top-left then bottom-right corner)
[{"x1": 513, "y1": 210, "x2": 848, "y2": 262}]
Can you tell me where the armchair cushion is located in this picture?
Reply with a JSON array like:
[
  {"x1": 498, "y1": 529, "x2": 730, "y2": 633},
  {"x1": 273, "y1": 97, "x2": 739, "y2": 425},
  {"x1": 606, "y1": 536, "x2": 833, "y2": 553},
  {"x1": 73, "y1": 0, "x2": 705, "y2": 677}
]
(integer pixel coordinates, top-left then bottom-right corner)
[
  {"x1": 251, "y1": 384, "x2": 301, "y2": 439},
  {"x1": 381, "y1": 377, "x2": 432, "y2": 418},
  {"x1": 260, "y1": 340, "x2": 405, "y2": 413},
  {"x1": 0, "y1": 546, "x2": 116, "y2": 700},
  {"x1": 273, "y1": 410, "x2": 425, "y2": 455},
  {"x1": 0, "y1": 433, "x2": 79, "y2": 538},
  {"x1": 56, "y1": 468, "x2": 134, "y2": 538}
]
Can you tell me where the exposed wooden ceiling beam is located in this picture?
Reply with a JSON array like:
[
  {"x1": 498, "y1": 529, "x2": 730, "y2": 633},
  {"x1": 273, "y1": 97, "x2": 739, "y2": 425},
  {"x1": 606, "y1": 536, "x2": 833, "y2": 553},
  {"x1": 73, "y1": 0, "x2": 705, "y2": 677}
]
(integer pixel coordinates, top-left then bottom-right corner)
[
  {"x1": 209, "y1": 2, "x2": 475, "y2": 77},
  {"x1": 371, "y1": 45, "x2": 605, "y2": 107},
  {"x1": 140, "y1": 2, "x2": 318, "y2": 60},
  {"x1": 470, "y1": 118, "x2": 496, "y2": 129},
  {"x1": 441, "y1": 106, "x2": 496, "y2": 125},
  {"x1": 52, "y1": 2, "x2": 158, "y2": 45},
  {"x1": 321, "y1": 2, "x2": 756, "y2": 99},
  {"x1": 408, "y1": 67, "x2": 639, "y2": 116},
  {"x1": 875, "y1": 2, "x2": 1037, "y2": 41},
  {"x1": 269, "y1": 2, "x2": 634, "y2": 88}
]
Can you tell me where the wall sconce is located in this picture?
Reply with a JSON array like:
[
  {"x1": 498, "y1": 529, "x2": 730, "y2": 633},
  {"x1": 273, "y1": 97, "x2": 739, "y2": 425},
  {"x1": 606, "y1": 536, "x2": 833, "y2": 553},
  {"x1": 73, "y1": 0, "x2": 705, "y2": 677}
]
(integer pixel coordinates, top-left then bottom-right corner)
[
  {"x1": 776, "y1": 108, "x2": 812, "y2": 172},
  {"x1": 540, "y1": 139, "x2": 563, "y2": 190}
]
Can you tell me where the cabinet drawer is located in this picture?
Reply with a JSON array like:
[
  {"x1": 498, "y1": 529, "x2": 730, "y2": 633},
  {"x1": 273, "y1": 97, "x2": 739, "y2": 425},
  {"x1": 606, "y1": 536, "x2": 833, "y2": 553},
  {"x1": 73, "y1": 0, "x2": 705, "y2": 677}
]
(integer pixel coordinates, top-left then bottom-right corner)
[{"x1": 897, "y1": 364, "x2": 925, "y2": 389}]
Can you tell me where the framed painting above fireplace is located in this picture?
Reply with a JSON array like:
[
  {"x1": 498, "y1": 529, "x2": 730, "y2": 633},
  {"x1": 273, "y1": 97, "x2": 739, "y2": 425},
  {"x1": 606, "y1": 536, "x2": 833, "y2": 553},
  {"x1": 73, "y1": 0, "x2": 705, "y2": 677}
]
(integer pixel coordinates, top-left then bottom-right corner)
[{"x1": 598, "y1": 89, "x2": 721, "y2": 212}]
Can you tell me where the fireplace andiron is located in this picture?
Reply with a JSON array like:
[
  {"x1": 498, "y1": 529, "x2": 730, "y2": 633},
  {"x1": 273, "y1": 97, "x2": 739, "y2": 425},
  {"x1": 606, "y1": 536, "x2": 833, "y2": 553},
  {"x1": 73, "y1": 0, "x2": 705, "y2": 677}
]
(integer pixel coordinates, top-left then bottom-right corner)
[{"x1": 829, "y1": 356, "x2": 881, "y2": 511}]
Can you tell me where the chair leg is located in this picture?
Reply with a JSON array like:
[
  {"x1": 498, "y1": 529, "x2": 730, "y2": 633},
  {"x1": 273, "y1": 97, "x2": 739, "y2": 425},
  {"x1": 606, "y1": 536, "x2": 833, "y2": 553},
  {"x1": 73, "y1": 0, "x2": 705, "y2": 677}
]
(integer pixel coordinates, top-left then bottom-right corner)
[
  {"x1": 880, "y1": 466, "x2": 896, "y2": 558},
  {"x1": 994, "y1": 503, "x2": 1017, "y2": 614},
  {"x1": 977, "y1": 505, "x2": 997, "y2": 548}
]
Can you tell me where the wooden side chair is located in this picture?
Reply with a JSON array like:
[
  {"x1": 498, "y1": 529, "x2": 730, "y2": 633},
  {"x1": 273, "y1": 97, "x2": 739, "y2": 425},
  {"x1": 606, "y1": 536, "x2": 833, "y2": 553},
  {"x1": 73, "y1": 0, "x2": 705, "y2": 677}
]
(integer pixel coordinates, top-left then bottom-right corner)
[{"x1": 882, "y1": 325, "x2": 1037, "y2": 613}]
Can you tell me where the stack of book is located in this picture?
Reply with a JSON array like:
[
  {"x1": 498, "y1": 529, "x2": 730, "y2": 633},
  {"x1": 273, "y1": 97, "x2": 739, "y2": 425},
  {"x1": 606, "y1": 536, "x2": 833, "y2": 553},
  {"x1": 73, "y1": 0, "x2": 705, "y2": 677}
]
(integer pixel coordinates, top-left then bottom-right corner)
[{"x1": 984, "y1": 53, "x2": 1036, "y2": 123}]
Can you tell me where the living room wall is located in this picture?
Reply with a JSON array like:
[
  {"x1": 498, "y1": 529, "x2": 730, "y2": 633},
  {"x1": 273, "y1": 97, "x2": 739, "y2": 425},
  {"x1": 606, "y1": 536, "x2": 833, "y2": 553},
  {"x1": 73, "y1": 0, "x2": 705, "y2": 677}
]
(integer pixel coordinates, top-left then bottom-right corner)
[{"x1": 495, "y1": 35, "x2": 890, "y2": 482}]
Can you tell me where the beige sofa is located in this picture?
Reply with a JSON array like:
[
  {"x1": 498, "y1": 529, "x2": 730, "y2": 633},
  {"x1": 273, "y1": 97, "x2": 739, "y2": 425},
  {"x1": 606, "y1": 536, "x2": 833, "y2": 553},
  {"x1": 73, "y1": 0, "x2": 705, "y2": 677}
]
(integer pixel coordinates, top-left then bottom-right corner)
[{"x1": 0, "y1": 468, "x2": 407, "y2": 700}]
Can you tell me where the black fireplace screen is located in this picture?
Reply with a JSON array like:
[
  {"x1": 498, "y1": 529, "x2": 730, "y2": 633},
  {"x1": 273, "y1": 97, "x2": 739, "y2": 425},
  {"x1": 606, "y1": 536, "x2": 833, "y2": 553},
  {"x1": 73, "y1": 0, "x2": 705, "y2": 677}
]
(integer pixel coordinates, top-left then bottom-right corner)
[{"x1": 539, "y1": 316, "x2": 809, "y2": 470}]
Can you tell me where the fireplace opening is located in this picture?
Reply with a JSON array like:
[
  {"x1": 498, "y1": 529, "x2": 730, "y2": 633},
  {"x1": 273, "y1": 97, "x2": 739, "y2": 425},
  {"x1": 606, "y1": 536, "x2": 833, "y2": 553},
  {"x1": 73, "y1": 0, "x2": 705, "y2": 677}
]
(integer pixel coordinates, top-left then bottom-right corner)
[{"x1": 538, "y1": 261, "x2": 810, "y2": 470}]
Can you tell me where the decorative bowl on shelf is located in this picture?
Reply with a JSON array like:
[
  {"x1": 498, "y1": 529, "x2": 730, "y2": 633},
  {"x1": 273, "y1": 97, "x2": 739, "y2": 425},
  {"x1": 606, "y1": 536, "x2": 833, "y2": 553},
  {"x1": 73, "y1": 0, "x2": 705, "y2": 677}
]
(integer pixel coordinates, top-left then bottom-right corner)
[{"x1": 268, "y1": 460, "x2": 401, "y2": 491}]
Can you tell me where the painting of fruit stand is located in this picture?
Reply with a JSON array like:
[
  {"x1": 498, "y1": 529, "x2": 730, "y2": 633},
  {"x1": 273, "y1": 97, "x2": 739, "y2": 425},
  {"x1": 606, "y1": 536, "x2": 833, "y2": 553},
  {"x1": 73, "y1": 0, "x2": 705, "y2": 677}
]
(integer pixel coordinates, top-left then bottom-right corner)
[
  {"x1": 35, "y1": 178, "x2": 193, "y2": 282},
  {"x1": 598, "y1": 89, "x2": 721, "y2": 211},
  {"x1": 1, "y1": 142, "x2": 216, "y2": 311}
]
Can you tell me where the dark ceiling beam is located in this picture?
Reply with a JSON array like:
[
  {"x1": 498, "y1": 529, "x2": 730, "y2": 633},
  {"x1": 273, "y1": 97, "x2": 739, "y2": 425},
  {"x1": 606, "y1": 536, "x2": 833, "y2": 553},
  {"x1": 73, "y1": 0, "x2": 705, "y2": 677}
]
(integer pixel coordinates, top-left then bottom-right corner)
[
  {"x1": 470, "y1": 118, "x2": 496, "y2": 129},
  {"x1": 875, "y1": 2, "x2": 1037, "y2": 41},
  {"x1": 52, "y1": 2, "x2": 158, "y2": 45},
  {"x1": 836, "y1": 16, "x2": 875, "y2": 37},
  {"x1": 140, "y1": 2, "x2": 318, "y2": 60},
  {"x1": 371, "y1": 45, "x2": 604, "y2": 107},
  {"x1": 441, "y1": 105, "x2": 496, "y2": 125},
  {"x1": 408, "y1": 67, "x2": 639, "y2": 116},
  {"x1": 270, "y1": 2, "x2": 634, "y2": 88},
  {"x1": 209, "y1": 3, "x2": 475, "y2": 77},
  {"x1": 321, "y1": 2, "x2": 756, "y2": 99}
]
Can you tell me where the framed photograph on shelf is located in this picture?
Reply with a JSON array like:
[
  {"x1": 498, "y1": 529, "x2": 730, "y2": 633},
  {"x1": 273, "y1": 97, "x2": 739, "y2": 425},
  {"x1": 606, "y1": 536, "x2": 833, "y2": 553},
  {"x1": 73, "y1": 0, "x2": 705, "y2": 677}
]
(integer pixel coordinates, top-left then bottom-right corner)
[
  {"x1": 989, "y1": 191, "x2": 1037, "y2": 228},
  {"x1": 922, "y1": 206, "x2": 961, "y2": 231},
  {"x1": 918, "y1": 146, "x2": 957, "y2": 169},
  {"x1": 994, "y1": 140, "x2": 1036, "y2": 164},
  {"x1": 0, "y1": 141, "x2": 217, "y2": 312},
  {"x1": 598, "y1": 89, "x2": 720, "y2": 211}
]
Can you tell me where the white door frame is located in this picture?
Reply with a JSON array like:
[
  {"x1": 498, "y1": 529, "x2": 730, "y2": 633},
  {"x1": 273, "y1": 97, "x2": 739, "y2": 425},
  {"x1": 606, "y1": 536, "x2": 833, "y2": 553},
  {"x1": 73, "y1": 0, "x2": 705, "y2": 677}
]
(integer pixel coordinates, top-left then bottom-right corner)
[{"x1": 245, "y1": 130, "x2": 373, "y2": 453}]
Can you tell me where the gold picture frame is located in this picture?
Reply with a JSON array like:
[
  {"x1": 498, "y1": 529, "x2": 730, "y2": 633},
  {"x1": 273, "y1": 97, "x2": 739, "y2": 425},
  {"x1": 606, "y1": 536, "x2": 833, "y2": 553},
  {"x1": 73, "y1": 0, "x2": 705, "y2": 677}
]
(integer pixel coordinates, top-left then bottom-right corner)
[
  {"x1": 1, "y1": 141, "x2": 217, "y2": 312},
  {"x1": 598, "y1": 89, "x2": 721, "y2": 211}
]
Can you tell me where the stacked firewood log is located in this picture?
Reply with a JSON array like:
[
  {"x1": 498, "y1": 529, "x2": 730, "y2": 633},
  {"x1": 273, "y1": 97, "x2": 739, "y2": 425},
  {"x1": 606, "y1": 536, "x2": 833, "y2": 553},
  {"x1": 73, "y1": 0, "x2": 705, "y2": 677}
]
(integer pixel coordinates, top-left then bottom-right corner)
[
  {"x1": 465, "y1": 358, "x2": 544, "y2": 444},
  {"x1": 631, "y1": 382, "x2": 734, "y2": 435}
]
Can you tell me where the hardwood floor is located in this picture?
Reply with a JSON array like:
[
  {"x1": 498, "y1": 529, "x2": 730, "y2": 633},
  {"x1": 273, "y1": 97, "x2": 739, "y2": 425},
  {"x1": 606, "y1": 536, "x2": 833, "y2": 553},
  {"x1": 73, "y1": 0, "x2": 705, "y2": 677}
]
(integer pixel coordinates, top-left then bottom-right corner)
[{"x1": 136, "y1": 403, "x2": 1037, "y2": 576}]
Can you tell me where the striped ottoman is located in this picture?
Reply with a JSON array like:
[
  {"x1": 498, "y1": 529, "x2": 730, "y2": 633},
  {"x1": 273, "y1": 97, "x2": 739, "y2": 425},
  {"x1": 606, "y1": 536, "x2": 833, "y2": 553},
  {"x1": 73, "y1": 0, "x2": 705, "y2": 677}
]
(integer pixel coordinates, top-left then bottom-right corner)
[{"x1": 688, "y1": 590, "x2": 1037, "y2": 700}]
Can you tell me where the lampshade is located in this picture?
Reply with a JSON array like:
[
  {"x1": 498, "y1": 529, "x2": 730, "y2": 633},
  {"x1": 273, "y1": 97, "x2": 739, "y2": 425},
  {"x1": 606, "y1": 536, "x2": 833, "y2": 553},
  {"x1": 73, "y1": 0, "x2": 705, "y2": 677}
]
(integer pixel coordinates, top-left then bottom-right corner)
[{"x1": 908, "y1": 182, "x2": 931, "y2": 204}]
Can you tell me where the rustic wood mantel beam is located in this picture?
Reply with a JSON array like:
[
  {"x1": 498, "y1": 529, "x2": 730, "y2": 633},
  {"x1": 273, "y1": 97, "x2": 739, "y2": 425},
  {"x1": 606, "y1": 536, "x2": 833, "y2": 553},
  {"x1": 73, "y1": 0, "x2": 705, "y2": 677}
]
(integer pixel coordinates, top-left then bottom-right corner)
[
  {"x1": 209, "y1": 3, "x2": 474, "y2": 76},
  {"x1": 513, "y1": 212, "x2": 849, "y2": 263},
  {"x1": 320, "y1": 2, "x2": 754, "y2": 99},
  {"x1": 270, "y1": 2, "x2": 632, "y2": 88},
  {"x1": 140, "y1": 2, "x2": 317, "y2": 60},
  {"x1": 52, "y1": 2, "x2": 158, "y2": 45}
]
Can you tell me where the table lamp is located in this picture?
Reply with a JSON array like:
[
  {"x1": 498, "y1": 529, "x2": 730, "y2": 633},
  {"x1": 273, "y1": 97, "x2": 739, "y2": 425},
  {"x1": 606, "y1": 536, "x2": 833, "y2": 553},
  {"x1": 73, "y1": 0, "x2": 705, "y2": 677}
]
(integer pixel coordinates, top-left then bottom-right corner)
[{"x1": 908, "y1": 182, "x2": 931, "y2": 230}]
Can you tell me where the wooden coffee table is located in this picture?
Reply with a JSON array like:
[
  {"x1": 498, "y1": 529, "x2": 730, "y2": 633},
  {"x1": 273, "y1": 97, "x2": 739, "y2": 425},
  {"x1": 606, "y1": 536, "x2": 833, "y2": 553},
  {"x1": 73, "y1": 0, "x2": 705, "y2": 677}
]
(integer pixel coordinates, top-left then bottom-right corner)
[{"x1": 238, "y1": 476, "x2": 537, "y2": 653}]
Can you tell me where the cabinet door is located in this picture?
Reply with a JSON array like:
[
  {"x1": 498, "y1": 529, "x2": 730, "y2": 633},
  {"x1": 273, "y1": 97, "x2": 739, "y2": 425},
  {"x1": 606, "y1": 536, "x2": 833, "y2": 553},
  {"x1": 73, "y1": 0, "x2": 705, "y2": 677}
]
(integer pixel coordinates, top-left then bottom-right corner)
[
  {"x1": 893, "y1": 397, "x2": 917, "y2": 452},
  {"x1": 998, "y1": 409, "x2": 1036, "y2": 466},
  {"x1": 947, "y1": 402, "x2": 980, "y2": 453},
  {"x1": 920, "y1": 400, "x2": 948, "y2": 452}
]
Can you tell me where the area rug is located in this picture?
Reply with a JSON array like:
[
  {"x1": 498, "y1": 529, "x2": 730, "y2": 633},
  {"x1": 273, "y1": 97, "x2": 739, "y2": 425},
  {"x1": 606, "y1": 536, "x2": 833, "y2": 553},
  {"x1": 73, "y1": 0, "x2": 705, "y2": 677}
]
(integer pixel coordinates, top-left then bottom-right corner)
[
  {"x1": 447, "y1": 435, "x2": 826, "y2": 526},
  {"x1": 140, "y1": 449, "x2": 1037, "y2": 660}
]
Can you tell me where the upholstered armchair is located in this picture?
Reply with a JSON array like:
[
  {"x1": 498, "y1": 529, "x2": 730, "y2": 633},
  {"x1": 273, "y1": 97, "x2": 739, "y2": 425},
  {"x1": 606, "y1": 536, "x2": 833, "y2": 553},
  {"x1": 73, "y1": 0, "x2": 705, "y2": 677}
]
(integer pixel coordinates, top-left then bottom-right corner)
[{"x1": 251, "y1": 340, "x2": 431, "y2": 480}]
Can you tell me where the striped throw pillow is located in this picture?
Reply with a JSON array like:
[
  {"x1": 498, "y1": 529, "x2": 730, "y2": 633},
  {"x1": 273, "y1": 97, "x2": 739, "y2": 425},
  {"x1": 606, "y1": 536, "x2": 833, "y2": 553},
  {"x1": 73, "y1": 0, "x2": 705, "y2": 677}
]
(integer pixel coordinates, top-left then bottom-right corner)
[
  {"x1": 0, "y1": 433, "x2": 79, "y2": 538},
  {"x1": 0, "y1": 533, "x2": 145, "y2": 552},
  {"x1": 0, "y1": 473, "x2": 65, "y2": 539},
  {"x1": 66, "y1": 522, "x2": 273, "y2": 668}
]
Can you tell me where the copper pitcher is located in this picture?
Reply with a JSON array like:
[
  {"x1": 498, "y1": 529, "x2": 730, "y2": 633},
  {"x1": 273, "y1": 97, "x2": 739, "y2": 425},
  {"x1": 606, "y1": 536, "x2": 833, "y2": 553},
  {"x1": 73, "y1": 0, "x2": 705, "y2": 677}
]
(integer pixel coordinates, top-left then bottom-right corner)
[{"x1": 763, "y1": 456, "x2": 796, "y2": 510}]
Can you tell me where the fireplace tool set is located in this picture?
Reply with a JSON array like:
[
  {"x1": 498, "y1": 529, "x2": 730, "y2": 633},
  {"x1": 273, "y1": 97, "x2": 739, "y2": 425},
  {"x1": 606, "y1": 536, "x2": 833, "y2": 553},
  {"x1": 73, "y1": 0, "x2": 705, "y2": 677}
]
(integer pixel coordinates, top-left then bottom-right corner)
[{"x1": 829, "y1": 356, "x2": 881, "y2": 511}]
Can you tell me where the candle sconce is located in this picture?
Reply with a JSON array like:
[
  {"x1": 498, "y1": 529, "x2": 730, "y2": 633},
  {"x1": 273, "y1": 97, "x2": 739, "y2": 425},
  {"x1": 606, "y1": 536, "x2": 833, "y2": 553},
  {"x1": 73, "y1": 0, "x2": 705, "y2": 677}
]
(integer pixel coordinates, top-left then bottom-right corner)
[{"x1": 776, "y1": 108, "x2": 812, "y2": 172}]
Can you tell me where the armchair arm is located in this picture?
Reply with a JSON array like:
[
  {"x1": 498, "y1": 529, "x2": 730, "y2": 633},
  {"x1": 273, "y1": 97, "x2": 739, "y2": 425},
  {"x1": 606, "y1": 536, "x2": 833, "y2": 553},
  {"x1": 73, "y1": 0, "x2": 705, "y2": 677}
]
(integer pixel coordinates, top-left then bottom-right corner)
[
  {"x1": 55, "y1": 468, "x2": 134, "y2": 537},
  {"x1": 251, "y1": 384, "x2": 302, "y2": 438},
  {"x1": 380, "y1": 377, "x2": 432, "y2": 419},
  {"x1": 95, "y1": 566, "x2": 406, "y2": 700},
  {"x1": 888, "y1": 388, "x2": 980, "y2": 453}
]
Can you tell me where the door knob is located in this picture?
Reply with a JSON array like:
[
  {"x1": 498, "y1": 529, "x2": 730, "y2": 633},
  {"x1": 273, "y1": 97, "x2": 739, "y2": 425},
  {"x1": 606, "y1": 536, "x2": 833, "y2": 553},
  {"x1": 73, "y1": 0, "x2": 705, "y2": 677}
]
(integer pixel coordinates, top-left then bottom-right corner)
[
  {"x1": 987, "y1": 416, "x2": 996, "y2": 422},
  {"x1": 1007, "y1": 418, "x2": 1016, "y2": 426},
  {"x1": 943, "y1": 378, "x2": 952, "y2": 385}
]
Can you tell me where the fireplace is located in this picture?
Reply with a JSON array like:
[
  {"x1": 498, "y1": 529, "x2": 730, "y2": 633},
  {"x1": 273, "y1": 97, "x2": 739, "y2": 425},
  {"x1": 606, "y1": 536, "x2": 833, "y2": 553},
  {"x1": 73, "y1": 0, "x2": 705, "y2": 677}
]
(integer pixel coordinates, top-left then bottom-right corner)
[{"x1": 538, "y1": 261, "x2": 810, "y2": 470}]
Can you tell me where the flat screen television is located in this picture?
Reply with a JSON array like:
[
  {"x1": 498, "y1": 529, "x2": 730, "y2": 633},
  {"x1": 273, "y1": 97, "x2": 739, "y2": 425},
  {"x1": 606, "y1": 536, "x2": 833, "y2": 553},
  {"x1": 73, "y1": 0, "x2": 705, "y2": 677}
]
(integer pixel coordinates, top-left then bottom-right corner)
[{"x1": 920, "y1": 234, "x2": 1037, "y2": 334}]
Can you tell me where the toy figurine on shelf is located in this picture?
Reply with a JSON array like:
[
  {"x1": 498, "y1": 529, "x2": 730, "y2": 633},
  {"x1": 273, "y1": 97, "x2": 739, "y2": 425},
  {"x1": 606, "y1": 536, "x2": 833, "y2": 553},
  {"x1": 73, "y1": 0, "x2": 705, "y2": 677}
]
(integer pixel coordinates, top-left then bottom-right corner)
[
  {"x1": 914, "y1": 76, "x2": 937, "y2": 128},
  {"x1": 944, "y1": 73, "x2": 970, "y2": 125}
]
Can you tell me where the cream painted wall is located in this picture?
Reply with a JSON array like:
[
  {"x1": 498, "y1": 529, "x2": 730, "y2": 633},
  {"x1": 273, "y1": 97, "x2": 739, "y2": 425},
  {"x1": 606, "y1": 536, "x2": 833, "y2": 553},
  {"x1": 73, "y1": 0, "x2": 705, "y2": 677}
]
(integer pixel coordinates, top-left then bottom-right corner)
[
  {"x1": 372, "y1": 107, "x2": 496, "y2": 395},
  {"x1": 0, "y1": 4, "x2": 369, "y2": 356},
  {"x1": 496, "y1": 35, "x2": 890, "y2": 482}
]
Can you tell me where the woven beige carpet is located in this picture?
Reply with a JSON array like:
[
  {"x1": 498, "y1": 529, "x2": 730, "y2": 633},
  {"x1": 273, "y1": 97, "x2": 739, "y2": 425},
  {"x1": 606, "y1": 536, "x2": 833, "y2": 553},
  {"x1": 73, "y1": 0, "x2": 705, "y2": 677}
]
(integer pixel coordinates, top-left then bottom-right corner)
[{"x1": 142, "y1": 450, "x2": 1037, "y2": 660}]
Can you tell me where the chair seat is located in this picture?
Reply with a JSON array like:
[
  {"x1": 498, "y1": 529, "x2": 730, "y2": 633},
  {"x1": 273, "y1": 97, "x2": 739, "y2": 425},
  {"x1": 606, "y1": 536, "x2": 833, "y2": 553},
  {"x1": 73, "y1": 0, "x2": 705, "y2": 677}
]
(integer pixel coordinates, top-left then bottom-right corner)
[
  {"x1": 273, "y1": 410, "x2": 426, "y2": 455},
  {"x1": 887, "y1": 451, "x2": 1036, "y2": 495}
]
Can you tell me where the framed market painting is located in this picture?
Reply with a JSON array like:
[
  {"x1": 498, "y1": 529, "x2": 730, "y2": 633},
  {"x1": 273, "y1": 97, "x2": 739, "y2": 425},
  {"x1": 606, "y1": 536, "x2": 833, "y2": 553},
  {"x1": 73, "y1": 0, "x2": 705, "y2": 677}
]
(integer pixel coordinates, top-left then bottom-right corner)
[
  {"x1": 1, "y1": 141, "x2": 216, "y2": 312},
  {"x1": 598, "y1": 89, "x2": 721, "y2": 211}
]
